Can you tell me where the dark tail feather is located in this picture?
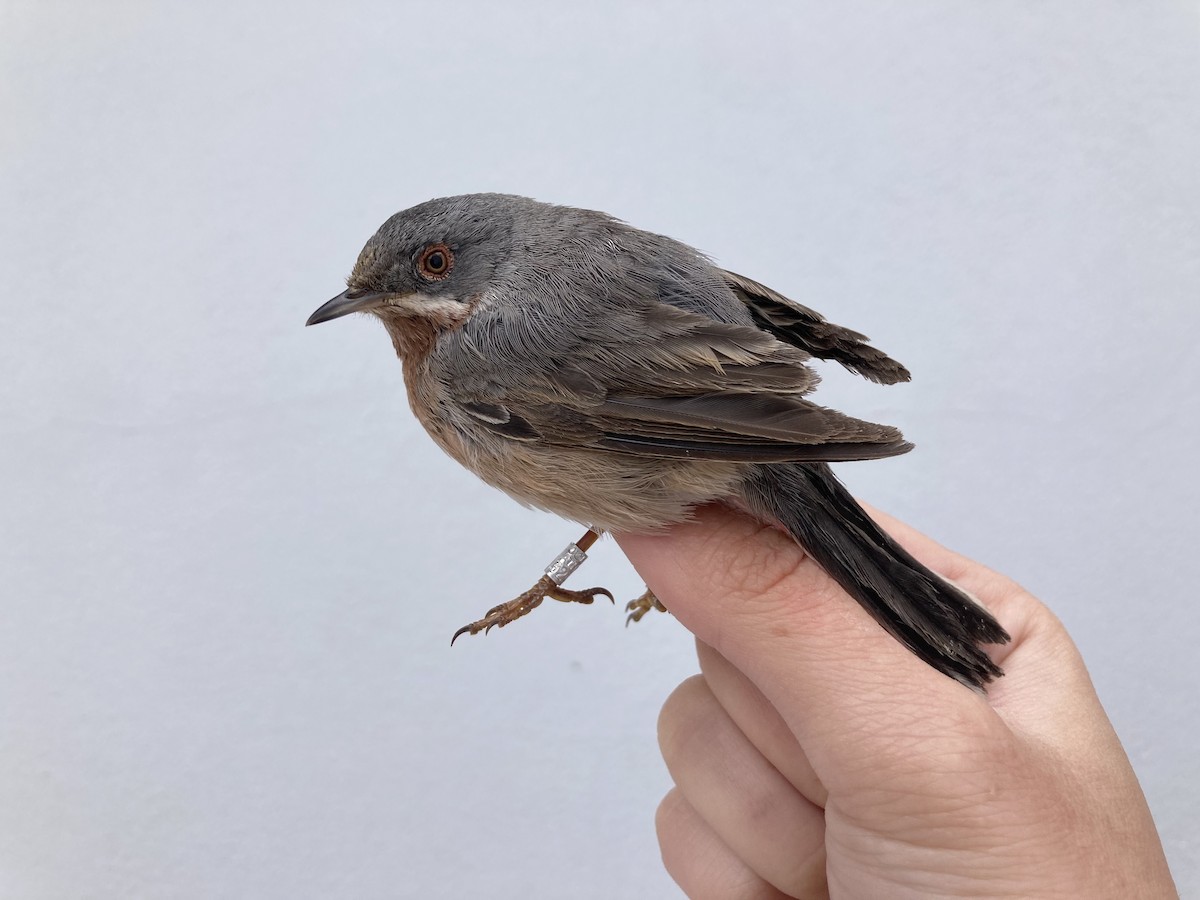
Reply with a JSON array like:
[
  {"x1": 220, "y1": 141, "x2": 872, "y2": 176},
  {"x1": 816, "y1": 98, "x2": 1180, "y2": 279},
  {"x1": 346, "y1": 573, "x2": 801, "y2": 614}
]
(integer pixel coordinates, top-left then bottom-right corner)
[{"x1": 740, "y1": 463, "x2": 1010, "y2": 689}]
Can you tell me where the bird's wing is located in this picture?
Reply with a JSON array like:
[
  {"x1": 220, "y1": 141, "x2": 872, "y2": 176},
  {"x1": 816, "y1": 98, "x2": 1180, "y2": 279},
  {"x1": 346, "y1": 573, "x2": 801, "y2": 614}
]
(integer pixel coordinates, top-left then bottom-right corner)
[
  {"x1": 720, "y1": 269, "x2": 912, "y2": 385},
  {"x1": 445, "y1": 302, "x2": 912, "y2": 464},
  {"x1": 588, "y1": 393, "x2": 912, "y2": 462}
]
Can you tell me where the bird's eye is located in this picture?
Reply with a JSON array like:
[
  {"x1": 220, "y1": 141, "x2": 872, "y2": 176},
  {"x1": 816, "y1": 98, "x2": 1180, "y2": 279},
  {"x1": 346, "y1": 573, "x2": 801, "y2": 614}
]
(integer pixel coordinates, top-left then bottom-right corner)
[{"x1": 417, "y1": 243, "x2": 454, "y2": 281}]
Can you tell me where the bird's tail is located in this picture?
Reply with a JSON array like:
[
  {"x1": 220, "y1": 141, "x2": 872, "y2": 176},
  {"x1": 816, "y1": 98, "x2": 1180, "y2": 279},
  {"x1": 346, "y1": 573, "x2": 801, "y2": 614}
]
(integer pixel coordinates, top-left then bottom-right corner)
[{"x1": 741, "y1": 463, "x2": 1010, "y2": 689}]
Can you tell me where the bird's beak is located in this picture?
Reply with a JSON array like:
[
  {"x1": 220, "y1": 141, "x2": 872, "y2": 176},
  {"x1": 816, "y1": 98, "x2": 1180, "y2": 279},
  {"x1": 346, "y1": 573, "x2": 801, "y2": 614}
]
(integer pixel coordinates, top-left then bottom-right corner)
[{"x1": 306, "y1": 289, "x2": 390, "y2": 326}]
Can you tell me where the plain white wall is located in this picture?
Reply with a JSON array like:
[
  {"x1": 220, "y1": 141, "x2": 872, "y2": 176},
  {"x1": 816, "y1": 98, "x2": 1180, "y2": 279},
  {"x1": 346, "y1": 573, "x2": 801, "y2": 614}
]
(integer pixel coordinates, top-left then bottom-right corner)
[{"x1": 2, "y1": 2, "x2": 1197, "y2": 896}]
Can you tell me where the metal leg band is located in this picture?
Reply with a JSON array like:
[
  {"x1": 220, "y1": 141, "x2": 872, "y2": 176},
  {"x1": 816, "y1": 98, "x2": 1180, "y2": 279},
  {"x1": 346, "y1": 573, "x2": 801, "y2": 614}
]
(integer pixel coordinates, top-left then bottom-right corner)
[{"x1": 544, "y1": 542, "x2": 588, "y2": 586}]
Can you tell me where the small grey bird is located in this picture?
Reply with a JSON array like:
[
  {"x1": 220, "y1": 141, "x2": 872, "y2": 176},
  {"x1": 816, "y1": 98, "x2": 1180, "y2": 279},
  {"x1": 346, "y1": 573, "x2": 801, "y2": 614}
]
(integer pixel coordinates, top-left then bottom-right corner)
[{"x1": 307, "y1": 193, "x2": 1009, "y2": 688}]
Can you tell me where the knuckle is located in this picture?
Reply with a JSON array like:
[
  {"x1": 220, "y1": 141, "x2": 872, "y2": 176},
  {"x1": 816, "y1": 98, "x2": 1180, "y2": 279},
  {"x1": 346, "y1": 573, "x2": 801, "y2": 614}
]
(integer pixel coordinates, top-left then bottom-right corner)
[{"x1": 657, "y1": 675, "x2": 716, "y2": 763}]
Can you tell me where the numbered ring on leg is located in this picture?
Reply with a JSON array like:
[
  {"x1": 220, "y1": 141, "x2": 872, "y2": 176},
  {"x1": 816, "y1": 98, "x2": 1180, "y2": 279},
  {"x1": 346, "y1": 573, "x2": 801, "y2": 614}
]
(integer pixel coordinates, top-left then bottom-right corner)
[{"x1": 544, "y1": 543, "x2": 587, "y2": 586}]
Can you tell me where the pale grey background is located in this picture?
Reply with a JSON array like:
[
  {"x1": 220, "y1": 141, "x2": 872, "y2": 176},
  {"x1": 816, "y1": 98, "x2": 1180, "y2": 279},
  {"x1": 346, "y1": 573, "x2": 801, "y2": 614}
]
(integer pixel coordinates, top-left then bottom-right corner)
[{"x1": 2, "y1": 2, "x2": 1197, "y2": 897}]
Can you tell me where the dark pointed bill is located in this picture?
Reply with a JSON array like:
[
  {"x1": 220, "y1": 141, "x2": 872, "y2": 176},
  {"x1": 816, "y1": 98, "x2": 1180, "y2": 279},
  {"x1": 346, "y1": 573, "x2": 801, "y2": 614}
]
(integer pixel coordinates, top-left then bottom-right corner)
[{"x1": 306, "y1": 289, "x2": 390, "y2": 326}]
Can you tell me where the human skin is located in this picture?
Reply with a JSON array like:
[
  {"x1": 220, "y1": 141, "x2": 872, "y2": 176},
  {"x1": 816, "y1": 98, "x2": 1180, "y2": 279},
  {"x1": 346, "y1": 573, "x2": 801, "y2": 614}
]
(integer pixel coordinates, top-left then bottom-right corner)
[{"x1": 615, "y1": 505, "x2": 1178, "y2": 899}]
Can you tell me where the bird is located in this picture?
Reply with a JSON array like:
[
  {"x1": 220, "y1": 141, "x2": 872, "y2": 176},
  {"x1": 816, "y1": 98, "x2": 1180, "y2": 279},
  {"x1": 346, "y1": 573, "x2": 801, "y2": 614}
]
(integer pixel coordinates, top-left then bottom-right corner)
[{"x1": 306, "y1": 193, "x2": 1010, "y2": 689}]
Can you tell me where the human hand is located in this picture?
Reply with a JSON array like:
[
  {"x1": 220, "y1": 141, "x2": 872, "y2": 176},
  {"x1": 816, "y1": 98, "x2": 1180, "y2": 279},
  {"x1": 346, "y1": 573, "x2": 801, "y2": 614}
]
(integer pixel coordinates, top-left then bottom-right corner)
[{"x1": 616, "y1": 505, "x2": 1177, "y2": 899}]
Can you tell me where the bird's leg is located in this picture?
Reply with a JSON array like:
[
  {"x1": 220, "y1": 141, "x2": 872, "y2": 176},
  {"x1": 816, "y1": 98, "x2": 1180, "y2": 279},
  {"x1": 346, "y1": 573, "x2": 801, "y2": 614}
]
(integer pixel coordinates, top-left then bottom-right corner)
[
  {"x1": 625, "y1": 589, "x2": 669, "y2": 626},
  {"x1": 451, "y1": 530, "x2": 613, "y2": 644}
]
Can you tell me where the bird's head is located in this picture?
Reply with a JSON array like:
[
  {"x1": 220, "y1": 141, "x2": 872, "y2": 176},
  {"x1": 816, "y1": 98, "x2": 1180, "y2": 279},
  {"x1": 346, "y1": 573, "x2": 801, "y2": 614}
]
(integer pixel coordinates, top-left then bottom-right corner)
[{"x1": 306, "y1": 193, "x2": 530, "y2": 353}]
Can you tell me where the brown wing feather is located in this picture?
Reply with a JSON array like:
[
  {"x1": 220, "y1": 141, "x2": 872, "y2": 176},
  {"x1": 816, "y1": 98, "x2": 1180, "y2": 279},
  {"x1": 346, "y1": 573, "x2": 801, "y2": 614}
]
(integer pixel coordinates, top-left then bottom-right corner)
[
  {"x1": 721, "y1": 269, "x2": 912, "y2": 385},
  {"x1": 587, "y1": 391, "x2": 911, "y2": 462},
  {"x1": 456, "y1": 391, "x2": 912, "y2": 463}
]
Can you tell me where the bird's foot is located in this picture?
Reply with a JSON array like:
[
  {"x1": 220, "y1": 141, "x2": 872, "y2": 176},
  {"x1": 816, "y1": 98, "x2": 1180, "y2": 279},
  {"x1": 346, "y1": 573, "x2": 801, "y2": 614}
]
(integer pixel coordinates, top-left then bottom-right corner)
[
  {"x1": 451, "y1": 575, "x2": 614, "y2": 644},
  {"x1": 625, "y1": 589, "x2": 669, "y2": 626}
]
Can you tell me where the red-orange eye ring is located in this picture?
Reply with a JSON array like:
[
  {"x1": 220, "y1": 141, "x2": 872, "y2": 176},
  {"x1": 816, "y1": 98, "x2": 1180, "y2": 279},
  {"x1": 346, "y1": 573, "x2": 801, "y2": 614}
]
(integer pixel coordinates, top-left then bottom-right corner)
[{"x1": 417, "y1": 243, "x2": 454, "y2": 281}]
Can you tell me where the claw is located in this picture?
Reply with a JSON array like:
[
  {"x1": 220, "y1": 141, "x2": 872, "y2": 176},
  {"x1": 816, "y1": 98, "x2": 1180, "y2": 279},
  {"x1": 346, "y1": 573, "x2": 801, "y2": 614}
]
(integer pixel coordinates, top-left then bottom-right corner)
[
  {"x1": 451, "y1": 574, "x2": 615, "y2": 644},
  {"x1": 450, "y1": 531, "x2": 614, "y2": 643},
  {"x1": 557, "y1": 586, "x2": 613, "y2": 606},
  {"x1": 624, "y1": 589, "x2": 668, "y2": 627}
]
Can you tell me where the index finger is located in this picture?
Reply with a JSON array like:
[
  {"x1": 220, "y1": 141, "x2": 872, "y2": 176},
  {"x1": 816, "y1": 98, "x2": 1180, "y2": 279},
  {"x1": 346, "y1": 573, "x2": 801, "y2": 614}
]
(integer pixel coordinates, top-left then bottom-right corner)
[{"x1": 615, "y1": 504, "x2": 1024, "y2": 793}]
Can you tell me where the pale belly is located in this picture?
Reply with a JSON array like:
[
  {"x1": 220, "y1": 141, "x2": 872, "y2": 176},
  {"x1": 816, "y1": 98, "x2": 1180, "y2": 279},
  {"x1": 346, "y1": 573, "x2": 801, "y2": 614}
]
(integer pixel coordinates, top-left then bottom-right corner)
[
  {"x1": 404, "y1": 369, "x2": 745, "y2": 532},
  {"x1": 466, "y1": 439, "x2": 747, "y2": 533}
]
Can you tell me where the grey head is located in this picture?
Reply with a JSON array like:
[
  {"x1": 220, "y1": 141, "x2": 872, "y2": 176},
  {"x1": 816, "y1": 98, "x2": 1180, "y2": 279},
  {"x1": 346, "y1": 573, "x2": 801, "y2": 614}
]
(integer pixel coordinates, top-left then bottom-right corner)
[
  {"x1": 306, "y1": 193, "x2": 527, "y2": 331},
  {"x1": 306, "y1": 193, "x2": 570, "y2": 336}
]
